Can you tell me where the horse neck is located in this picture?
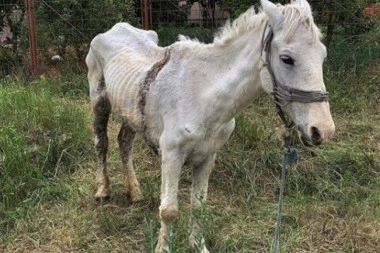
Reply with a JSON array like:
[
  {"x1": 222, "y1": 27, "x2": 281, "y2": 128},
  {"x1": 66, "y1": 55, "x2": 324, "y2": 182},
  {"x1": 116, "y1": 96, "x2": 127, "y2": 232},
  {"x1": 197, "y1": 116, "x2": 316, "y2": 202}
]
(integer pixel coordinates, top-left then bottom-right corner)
[{"x1": 203, "y1": 26, "x2": 266, "y2": 122}]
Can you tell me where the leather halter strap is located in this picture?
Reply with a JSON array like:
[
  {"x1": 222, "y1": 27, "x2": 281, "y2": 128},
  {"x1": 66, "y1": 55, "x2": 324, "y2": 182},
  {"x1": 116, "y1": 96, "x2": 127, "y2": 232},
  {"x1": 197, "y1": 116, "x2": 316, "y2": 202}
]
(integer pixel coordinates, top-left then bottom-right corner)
[{"x1": 261, "y1": 23, "x2": 329, "y2": 128}]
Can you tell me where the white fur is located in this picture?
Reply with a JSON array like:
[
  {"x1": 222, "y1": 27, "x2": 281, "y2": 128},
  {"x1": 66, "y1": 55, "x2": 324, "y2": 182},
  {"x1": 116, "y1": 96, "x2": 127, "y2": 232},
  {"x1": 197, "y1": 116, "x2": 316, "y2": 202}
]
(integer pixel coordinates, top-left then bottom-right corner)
[{"x1": 86, "y1": 0, "x2": 335, "y2": 252}]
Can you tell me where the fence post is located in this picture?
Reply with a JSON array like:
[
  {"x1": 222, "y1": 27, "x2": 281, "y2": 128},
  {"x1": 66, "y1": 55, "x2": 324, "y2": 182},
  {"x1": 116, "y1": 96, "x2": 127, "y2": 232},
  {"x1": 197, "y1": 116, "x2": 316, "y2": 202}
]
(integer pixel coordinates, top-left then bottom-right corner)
[
  {"x1": 141, "y1": 0, "x2": 151, "y2": 30},
  {"x1": 25, "y1": 0, "x2": 38, "y2": 75}
]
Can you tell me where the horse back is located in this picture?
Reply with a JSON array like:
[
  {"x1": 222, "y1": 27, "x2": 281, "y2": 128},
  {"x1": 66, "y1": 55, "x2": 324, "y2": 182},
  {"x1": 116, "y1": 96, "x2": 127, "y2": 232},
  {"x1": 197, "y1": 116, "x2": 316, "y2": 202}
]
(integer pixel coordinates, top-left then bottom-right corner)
[{"x1": 91, "y1": 23, "x2": 161, "y2": 61}]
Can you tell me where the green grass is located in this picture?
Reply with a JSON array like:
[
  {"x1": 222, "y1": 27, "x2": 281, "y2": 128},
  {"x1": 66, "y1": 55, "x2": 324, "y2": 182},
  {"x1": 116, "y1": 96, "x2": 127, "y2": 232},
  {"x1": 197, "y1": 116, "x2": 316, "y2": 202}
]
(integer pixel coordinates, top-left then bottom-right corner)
[
  {"x1": 1, "y1": 70, "x2": 379, "y2": 252},
  {"x1": 0, "y1": 78, "x2": 91, "y2": 238}
]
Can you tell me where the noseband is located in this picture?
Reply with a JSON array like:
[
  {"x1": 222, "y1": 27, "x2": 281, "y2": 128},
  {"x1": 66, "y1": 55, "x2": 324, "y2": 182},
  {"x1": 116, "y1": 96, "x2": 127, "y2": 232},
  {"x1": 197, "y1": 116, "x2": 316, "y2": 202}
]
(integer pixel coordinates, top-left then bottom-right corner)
[{"x1": 261, "y1": 24, "x2": 329, "y2": 128}]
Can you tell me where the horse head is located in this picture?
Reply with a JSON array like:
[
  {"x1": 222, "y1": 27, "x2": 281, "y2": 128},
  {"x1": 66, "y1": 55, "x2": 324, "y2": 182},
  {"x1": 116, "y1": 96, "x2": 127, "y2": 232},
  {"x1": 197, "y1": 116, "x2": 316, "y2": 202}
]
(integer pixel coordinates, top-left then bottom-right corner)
[{"x1": 260, "y1": 0, "x2": 335, "y2": 146}]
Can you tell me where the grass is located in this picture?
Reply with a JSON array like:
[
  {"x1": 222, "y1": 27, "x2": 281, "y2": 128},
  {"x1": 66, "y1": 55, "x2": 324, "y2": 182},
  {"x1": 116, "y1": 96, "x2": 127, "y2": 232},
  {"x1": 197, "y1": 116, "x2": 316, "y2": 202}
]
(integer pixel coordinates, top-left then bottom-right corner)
[
  {"x1": 0, "y1": 78, "x2": 91, "y2": 240},
  {"x1": 1, "y1": 29, "x2": 379, "y2": 252}
]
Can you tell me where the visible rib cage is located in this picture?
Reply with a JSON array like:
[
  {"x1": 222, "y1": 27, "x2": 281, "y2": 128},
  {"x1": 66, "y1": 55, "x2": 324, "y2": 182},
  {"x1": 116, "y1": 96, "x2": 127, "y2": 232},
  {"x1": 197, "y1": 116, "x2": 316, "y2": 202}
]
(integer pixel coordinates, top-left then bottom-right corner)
[{"x1": 104, "y1": 51, "x2": 150, "y2": 130}]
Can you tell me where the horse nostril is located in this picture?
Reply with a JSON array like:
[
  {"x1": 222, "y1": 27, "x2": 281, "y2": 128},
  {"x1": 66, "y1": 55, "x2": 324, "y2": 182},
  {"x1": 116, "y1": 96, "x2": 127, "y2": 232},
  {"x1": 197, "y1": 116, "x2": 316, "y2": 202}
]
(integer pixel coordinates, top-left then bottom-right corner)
[{"x1": 311, "y1": 127, "x2": 322, "y2": 145}]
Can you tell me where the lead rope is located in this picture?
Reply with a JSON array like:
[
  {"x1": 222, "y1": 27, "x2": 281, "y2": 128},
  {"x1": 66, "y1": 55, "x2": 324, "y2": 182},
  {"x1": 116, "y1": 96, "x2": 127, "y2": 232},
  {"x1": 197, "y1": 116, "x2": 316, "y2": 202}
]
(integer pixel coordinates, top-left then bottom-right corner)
[
  {"x1": 272, "y1": 128, "x2": 298, "y2": 253},
  {"x1": 260, "y1": 24, "x2": 298, "y2": 253}
]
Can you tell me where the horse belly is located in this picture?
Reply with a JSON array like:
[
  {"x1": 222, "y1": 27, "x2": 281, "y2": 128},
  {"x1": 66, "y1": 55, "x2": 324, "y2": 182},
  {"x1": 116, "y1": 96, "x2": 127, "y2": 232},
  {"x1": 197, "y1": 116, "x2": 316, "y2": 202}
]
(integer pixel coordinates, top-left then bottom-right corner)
[{"x1": 104, "y1": 55, "x2": 150, "y2": 129}]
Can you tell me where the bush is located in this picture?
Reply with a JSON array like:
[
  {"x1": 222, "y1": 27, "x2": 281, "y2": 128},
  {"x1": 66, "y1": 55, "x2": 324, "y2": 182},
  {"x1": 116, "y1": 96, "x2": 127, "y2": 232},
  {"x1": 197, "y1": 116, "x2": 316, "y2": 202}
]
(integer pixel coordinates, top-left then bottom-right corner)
[
  {"x1": 325, "y1": 25, "x2": 380, "y2": 75},
  {"x1": 156, "y1": 26, "x2": 216, "y2": 46},
  {"x1": 0, "y1": 49, "x2": 24, "y2": 78}
]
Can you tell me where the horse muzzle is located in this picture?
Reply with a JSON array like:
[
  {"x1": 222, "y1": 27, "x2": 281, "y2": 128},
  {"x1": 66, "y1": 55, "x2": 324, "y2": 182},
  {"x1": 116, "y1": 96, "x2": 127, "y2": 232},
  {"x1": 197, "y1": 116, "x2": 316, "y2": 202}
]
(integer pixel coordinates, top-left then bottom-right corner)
[{"x1": 298, "y1": 123, "x2": 335, "y2": 146}]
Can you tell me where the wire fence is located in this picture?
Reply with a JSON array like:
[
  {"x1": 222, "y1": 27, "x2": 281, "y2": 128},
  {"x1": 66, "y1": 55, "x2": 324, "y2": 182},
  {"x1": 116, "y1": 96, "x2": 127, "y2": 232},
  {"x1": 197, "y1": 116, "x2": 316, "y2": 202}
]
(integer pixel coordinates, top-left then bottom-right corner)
[{"x1": 0, "y1": 0, "x2": 379, "y2": 77}]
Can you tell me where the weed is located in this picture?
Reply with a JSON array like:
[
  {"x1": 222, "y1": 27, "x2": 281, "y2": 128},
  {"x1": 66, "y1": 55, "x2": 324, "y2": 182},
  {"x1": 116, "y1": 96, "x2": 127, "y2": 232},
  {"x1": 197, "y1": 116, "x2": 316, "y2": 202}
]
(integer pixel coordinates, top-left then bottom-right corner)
[{"x1": 145, "y1": 217, "x2": 159, "y2": 252}]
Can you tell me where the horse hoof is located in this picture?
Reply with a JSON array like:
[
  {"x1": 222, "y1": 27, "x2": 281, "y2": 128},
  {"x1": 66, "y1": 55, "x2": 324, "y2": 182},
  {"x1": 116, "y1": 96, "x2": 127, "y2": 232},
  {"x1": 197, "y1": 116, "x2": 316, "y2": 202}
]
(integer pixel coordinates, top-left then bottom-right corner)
[
  {"x1": 126, "y1": 187, "x2": 143, "y2": 203},
  {"x1": 127, "y1": 191, "x2": 142, "y2": 203}
]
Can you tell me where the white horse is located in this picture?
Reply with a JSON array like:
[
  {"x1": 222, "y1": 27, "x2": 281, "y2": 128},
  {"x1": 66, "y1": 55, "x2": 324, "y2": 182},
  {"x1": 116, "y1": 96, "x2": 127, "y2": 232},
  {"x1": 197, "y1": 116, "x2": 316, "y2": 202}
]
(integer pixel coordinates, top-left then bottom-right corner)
[{"x1": 86, "y1": 0, "x2": 335, "y2": 252}]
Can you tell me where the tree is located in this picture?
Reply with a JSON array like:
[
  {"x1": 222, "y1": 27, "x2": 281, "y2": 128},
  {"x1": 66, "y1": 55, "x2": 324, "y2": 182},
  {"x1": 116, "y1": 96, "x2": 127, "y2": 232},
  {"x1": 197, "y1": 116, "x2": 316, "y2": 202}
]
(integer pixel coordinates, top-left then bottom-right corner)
[
  {"x1": 0, "y1": 0, "x2": 25, "y2": 52},
  {"x1": 310, "y1": 0, "x2": 378, "y2": 48}
]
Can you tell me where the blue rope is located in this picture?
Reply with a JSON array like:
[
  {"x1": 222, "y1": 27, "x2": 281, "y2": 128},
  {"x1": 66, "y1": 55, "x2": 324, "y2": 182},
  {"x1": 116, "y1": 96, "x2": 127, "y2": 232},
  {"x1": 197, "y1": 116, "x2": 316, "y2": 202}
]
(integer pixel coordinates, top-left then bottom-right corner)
[{"x1": 272, "y1": 147, "x2": 298, "y2": 253}]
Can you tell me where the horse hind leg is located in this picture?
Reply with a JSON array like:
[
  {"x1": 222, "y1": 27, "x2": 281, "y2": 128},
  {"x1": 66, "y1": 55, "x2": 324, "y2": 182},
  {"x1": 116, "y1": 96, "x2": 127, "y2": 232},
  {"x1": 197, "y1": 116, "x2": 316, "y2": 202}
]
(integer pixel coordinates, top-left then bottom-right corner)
[
  {"x1": 92, "y1": 87, "x2": 111, "y2": 200},
  {"x1": 117, "y1": 121, "x2": 142, "y2": 202}
]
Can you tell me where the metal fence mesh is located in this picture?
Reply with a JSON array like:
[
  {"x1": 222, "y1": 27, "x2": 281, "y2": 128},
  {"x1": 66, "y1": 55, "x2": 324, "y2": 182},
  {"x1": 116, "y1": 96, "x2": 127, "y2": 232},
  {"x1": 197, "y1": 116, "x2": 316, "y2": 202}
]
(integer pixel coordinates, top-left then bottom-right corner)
[{"x1": 0, "y1": 0, "x2": 379, "y2": 76}]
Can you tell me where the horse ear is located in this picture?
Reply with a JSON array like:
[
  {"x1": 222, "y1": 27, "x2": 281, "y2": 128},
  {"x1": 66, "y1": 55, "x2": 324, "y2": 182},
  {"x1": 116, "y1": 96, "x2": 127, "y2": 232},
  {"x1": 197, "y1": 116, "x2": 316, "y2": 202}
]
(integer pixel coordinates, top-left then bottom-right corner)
[
  {"x1": 261, "y1": 0, "x2": 284, "y2": 31},
  {"x1": 291, "y1": 0, "x2": 312, "y2": 16}
]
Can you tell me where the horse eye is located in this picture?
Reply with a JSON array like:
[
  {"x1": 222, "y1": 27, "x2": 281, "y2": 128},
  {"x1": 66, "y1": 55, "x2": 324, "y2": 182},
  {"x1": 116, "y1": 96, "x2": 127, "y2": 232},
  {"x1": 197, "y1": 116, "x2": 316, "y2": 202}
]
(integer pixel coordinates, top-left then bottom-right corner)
[{"x1": 280, "y1": 55, "x2": 294, "y2": 66}]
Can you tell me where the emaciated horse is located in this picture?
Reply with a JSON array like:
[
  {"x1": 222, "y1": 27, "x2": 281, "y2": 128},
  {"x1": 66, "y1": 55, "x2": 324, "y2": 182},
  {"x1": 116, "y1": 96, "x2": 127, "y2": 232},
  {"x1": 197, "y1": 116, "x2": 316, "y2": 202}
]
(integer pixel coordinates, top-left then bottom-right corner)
[{"x1": 86, "y1": 0, "x2": 335, "y2": 252}]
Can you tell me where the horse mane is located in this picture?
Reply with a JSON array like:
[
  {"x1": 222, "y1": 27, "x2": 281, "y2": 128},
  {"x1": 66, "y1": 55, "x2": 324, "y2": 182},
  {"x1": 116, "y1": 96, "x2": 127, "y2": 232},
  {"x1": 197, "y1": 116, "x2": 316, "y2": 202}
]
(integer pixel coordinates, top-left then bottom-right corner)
[
  {"x1": 280, "y1": 0, "x2": 322, "y2": 43},
  {"x1": 213, "y1": 7, "x2": 264, "y2": 45},
  {"x1": 214, "y1": 1, "x2": 322, "y2": 46}
]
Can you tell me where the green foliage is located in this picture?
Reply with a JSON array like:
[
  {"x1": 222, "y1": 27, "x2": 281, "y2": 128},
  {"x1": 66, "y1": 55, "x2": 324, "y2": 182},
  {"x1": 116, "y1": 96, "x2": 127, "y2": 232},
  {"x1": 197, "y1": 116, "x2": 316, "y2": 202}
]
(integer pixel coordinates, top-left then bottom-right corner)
[
  {"x1": 152, "y1": 0, "x2": 191, "y2": 26},
  {"x1": 313, "y1": 0, "x2": 378, "y2": 35},
  {"x1": 191, "y1": 193, "x2": 210, "y2": 253},
  {"x1": 0, "y1": 1, "x2": 22, "y2": 29},
  {"x1": 0, "y1": 78, "x2": 91, "y2": 233},
  {"x1": 156, "y1": 25, "x2": 215, "y2": 46},
  {"x1": 0, "y1": 0, "x2": 25, "y2": 51},
  {"x1": 35, "y1": 0, "x2": 139, "y2": 59},
  {"x1": 0, "y1": 48, "x2": 24, "y2": 77},
  {"x1": 0, "y1": 1, "x2": 26, "y2": 77},
  {"x1": 325, "y1": 25, "x2": 380, "y2": 74},
  {"x1": 144, "y1": 218, "x2": 159, "y2": 252},
  {"x1": 220, "y1": 0, "x2": 259, "y2": 17}
]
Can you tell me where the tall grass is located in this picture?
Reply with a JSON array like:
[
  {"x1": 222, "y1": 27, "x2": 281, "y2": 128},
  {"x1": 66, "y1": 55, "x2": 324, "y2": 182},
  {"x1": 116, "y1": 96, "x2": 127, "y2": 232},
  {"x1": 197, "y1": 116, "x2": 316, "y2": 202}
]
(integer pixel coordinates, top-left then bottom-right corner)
[{"x1": 0, "y1": 78, "x2": 91, "y2": 234}]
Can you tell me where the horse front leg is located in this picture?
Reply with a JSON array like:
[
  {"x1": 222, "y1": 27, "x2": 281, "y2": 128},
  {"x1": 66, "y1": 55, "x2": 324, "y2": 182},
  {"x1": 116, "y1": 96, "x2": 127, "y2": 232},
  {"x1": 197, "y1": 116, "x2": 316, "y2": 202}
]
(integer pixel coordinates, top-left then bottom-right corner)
[
  {"x1": 155, "y1": 149, "x2": 185, "y2": 253},
  {"x1": 189, "y1": 153, "x2": 216, "y2": 253}
]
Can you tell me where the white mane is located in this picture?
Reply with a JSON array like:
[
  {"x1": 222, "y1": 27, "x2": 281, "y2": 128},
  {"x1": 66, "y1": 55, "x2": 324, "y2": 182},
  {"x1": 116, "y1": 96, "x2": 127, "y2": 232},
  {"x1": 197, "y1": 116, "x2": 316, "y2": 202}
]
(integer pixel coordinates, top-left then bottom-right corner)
[
  {"x1": 214, "y1": 7, "x2": 265, "y2": 45},
  {"x1": 280, "y1": 0, "x2": 322, "y2": 43},
  {"x1": 214, "y1": 1, "x2": 322, "y2": 45}
]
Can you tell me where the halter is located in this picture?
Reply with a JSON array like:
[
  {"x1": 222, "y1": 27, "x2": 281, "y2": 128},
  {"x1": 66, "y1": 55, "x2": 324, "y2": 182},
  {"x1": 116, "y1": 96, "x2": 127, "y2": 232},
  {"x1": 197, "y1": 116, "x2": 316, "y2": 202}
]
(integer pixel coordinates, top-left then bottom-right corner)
[{"x1": 261, "y1": 23, "x2": 329, "y2": 129}]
